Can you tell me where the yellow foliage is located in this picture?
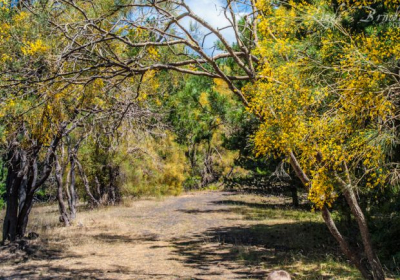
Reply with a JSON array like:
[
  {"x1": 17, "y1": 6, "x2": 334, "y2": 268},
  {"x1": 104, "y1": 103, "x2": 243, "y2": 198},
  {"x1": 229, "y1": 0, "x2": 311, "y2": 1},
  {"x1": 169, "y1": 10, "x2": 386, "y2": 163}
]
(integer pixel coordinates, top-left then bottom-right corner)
[
  {"x1": 21, "y1": 39, "x2": 48, "y2": 56},
  {"x1": 248, "y1": 0, "x2": 394, "y2": 208},
  {"x1": 199, "y1": 92, "x2": 209, "y2": 107},
  {"x1": 147, "y1": 46, "x2": 160, "y2": 60},
  {"x1": 1, "y1": 53, "x2": 10, "y2": 62},
  {"x1": 213, "y1": 78, "x2": 232, "y2": 97},
  {"x1": 14, "y1": 11, "x2": 29, "y2": 22},
  {"x1": 337, "y1": 0, "x2": 400, "y2": 7},
  {"x1": 137, "y1": 70, "x2": 159, "y2": 102}
]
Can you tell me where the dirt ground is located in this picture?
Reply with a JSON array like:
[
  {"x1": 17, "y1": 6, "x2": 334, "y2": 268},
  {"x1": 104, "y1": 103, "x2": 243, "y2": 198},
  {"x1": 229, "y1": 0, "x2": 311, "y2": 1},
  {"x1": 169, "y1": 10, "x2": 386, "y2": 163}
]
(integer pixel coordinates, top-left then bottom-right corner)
[{"x1": 0, "y1": 191, "x2": 361, "y2": 279}]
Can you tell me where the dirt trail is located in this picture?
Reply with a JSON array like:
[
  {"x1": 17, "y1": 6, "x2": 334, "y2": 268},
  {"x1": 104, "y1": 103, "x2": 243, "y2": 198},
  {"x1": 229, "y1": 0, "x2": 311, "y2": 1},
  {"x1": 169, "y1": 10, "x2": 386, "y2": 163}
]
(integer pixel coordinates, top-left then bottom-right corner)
[
  {"x1": 0, "y1": 192, "x2": 271, "y2": 279},
  {"x1": 0, "y1": 191, "x2": 360, "y2": 279}
]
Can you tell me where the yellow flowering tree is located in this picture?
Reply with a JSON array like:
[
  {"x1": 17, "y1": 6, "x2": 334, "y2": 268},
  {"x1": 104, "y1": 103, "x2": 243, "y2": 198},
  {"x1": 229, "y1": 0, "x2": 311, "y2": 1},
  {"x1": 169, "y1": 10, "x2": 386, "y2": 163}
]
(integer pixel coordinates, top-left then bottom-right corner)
[
  {"x1": 0, "y1": 1, "x2": 61, "y2": 242},
  {"x1": 0, "y1": 1, "x2": 129, "y2": 240},
  {"x1": 245, "y1": 0, "x2": 400, "y2": 278}
]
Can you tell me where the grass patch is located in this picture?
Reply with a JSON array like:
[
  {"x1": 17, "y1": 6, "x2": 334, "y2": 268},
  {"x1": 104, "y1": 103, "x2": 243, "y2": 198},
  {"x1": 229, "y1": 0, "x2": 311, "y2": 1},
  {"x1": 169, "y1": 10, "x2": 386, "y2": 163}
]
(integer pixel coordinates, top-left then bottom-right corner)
[{"x1": 213, "y1": 194, "x2": 363, "y2": 279}]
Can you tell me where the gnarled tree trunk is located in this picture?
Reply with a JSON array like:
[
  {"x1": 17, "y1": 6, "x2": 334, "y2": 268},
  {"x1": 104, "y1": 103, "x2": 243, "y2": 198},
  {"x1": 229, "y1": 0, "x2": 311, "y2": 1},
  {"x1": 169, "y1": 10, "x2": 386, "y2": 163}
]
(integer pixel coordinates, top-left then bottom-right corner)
[
  {"x1": 2, "y1": 122, "x2": 67, "y2": 242},
  {"x1": 290, "y1": 186, "x2": 299, "y2": 207},
  {"x1": 2, "y1": 151, "x2": 24, "y2": 242}
]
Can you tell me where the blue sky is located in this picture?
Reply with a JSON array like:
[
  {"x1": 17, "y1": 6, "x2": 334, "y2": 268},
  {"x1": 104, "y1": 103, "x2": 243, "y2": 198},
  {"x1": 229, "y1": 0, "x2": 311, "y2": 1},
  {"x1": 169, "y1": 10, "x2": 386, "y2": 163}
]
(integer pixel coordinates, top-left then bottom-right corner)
[{"x1": 182, "y1": 0, "x2": 240, "y2": 52}]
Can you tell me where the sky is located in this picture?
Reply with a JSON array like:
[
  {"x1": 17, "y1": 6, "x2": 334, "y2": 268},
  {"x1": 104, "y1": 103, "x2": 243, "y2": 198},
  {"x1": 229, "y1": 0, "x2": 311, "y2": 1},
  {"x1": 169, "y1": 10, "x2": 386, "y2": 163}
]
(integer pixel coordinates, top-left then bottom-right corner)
[{"x1": 182, "y1": 0, "x2": 240, "y2": 53}]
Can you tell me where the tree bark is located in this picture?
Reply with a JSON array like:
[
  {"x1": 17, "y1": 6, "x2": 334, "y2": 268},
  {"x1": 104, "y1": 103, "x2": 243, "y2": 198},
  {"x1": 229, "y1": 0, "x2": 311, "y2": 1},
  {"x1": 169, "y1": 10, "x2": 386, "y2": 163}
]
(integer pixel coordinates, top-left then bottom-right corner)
[
  {"x1": 321, "y1": 206, "x2": 372, "y2": 279},
  {"x1": 336, "y1": 164, "x2": 385, "y2": 280},
  {"x1": 2, "y1": 118, "x2": 74, "y2": 241},
  {"x1": 2, "y1": 152, "x2": 37, "y2": 241},
  {"x1": 288, "y1": 151, "x2": 374, "y2": 279},
  {"x1": 68, "y1": 155, "x2": 77, "y2": 220},
  {"x1": 18, "y1": 177, "x2": 27, "y2": 215},
  {"x1": 107, "y1": 165, "x2": 120, "y2": 205},
  {"x1": 2, "y1": 153, "x2": 23, "y2": 243},
  {"x1": 16, "y1": 158, "x2": 38, "y2": 238},
  {"x1": 16, "y1": 192, "x2": 34, "y2": 238},
  {"x1": 341, "y1": 187, "x2": 384, "y2": 280},
  {"x1": 55, "y1": 157, "x2": 70, "y2": 226}
]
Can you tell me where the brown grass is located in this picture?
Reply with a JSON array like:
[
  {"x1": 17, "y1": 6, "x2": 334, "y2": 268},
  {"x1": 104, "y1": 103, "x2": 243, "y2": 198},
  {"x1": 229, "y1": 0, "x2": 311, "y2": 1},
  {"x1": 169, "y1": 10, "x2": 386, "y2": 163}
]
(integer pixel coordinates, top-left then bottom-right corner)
[{"x1": 0, "y1": 192, "x2": 364, "y2": 279}]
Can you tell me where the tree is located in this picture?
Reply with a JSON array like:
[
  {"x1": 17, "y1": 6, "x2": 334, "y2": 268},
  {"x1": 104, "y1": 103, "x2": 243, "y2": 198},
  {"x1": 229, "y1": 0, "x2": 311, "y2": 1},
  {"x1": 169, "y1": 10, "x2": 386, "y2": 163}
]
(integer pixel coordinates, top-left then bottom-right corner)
[
  {"x1": 0, "y1": 1, "x2": 133, "y2": 241},
  {"x1": 244, "y1": 0, "x2": 400, "y2": 278},
  {"x1": 165, "y1": 74, "x2": 242, "y2": 188},
  {"x1": 0, "y1": 2, "x2": 72, "y2": 241}
]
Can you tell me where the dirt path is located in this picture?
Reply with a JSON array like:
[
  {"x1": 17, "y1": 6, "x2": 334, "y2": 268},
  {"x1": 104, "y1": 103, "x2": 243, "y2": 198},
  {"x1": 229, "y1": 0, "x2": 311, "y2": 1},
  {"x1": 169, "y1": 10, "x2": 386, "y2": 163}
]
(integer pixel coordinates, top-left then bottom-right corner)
[{"x1": 0, "y1": 191, "x2": 360, "y2": 279}]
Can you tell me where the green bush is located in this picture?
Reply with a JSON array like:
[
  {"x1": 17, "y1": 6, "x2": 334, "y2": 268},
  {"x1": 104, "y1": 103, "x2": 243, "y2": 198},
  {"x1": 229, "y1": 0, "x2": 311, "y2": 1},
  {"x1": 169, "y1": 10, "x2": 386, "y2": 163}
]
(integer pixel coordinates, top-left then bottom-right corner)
[{"x1": 183, "y1": 176, "x2": 201, "y2": 190}]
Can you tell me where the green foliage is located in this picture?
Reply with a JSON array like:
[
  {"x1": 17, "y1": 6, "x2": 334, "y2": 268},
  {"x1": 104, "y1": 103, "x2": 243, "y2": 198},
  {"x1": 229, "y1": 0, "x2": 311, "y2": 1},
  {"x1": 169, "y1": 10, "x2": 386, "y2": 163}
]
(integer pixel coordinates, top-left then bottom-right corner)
[
  {"x1": 183, "y1": 176, "x2": 202, "y2": 190},
  {"x1": 34, "y1": 188, "x2": 48, "y2": 201},
  {"x1": 164, "y1": 75, "x2": 244, "y2": 189}
]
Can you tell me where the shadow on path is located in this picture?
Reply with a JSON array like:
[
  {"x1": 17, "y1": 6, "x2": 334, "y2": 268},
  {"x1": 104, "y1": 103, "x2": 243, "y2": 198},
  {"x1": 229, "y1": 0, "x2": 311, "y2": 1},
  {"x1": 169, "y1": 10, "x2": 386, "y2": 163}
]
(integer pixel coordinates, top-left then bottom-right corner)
[{"x1": 170, "y1": 221, "x2": 355, "y2": 279}]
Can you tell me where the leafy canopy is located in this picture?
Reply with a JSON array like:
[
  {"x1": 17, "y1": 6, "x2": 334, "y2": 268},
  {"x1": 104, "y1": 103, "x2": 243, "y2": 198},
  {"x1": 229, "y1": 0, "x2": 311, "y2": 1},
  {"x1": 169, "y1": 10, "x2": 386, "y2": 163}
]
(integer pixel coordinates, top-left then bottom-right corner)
[{"x1": 246, "y1": 0, "x2": 399, "y2": 208}]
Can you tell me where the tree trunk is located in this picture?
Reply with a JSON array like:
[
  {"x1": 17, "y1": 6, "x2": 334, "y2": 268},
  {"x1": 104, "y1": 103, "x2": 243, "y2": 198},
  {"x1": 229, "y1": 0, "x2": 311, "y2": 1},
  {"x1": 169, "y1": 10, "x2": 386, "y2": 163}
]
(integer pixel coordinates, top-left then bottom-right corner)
[
  {"x1": 2, "y1": 156, "x2": 23, "y2": 242},
  {"x1": 2, "y1": 153, "x2": 36, "y2": 242},
  {"x1": 95, "y1": 175, "x2": 101, "y2": 199},
  {"x1": 342, "y1": 185, "x2": 385, "y2": 280},
  {"x1": 18, "y1": 178, "x2": 27, "y2": 214},
  {"x1": 107, "y1": 165, "x2": 120, "y2": 205},
  {"x1": 288, "y1": 151, "x2": 374, "y2": 279},
  {"x1": 201, "y1": 145, "x2": 216, "y2": 187},
  {"x1": 16, "y1": 158, "x2": 38, "y2": 238},
  {"x1": 321, "y1": 206, "x2": 372, "y2": 279},
  {"x1": 16, "y1": 192, "x2": 34, "y2": 238},
  {"x1": 67, "y1": 156, "x2": 77, "y2": 220},
  {"x1": 188, "y1": 142, "x2": 197, "y2": 171},
  {"x1": 335, "y1": 164, "x2": 385, "y2": 280},
  {"x1": 55, "y1": 158, "x2": 70, "y2": 226},
  {"x1": 2, "y1": 121, "x2": 71, "y2": 242}
]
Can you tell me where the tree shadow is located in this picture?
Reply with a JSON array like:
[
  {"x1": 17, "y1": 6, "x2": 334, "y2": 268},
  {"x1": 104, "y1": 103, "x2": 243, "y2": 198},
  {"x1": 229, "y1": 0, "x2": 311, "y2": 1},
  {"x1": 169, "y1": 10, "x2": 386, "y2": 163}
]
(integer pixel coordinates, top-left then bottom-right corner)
[
  {"x1": 170, "y1": 222, "x2": 358, "y2": 279},
  {"x1": 0, "y1": 237, "x2": 80, "y2": 275},
  {"x1": 92, "y1": 233, "x2": 159, "y2": 244},
  {"x1": 176, "y1": 198, "x2": 314, "y2": 222},
  {"x1": 0, "y1": 231, "x2": 163, "y2": 276},
  {"x1": 177, "y1": 208, "x2": 235, "y2": 215},
  {"x1": 0, "y1": 231, "x2": 174, "y2": 279},
  {"x1": 2, "y1": 262, "x2": 182, "y2": 279},
  {"x1": 214, "y1": 199, "x2": 312, "y2": 211}
]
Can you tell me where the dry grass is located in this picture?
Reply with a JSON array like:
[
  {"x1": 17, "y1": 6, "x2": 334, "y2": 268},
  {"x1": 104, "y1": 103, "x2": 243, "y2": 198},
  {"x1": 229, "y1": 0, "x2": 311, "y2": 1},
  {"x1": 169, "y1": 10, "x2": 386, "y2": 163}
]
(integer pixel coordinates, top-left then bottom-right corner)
[{"x1": 0, "y1": 192, "x2": 365, "y2": 279}]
